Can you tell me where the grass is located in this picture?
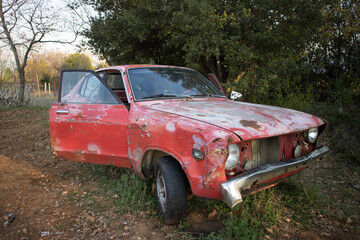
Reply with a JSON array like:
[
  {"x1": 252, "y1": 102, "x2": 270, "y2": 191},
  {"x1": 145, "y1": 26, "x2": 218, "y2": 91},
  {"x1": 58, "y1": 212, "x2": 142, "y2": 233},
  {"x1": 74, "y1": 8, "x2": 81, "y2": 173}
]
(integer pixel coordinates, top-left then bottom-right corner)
[
  {"x1": 278, "y1": 178, "x2": 322, "y2": 227},
  {"x1": 81, "y1": 162, "x2": 326, "y2": 239},
  {"x1": 0, "y1": 104, "x2": 50, "y2": 112},
  {"x1": 215, "y1": 190, "x2": 280, "y2": 239},
  {"x1": 84, "y1": 164, "x2": 157, "y2": 214}
]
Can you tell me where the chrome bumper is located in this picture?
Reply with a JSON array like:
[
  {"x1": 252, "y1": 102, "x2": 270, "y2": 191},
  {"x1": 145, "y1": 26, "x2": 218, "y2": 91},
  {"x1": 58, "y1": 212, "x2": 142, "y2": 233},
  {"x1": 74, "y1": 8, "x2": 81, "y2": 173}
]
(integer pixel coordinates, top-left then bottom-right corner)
[{"x1": 220, "y1": 146, "x2": 329, "y2": 208}]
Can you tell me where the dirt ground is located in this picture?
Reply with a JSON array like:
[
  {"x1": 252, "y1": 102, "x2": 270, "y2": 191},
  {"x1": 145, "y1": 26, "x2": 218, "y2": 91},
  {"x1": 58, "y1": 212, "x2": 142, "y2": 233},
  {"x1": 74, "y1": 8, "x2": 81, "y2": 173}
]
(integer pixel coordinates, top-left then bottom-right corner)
[
  {"x1": 0, "y1": 107, "x2": 359, "y2": 240},
  {"x1": 0, "y1": 108, "x2": 174, "y2": 240}
]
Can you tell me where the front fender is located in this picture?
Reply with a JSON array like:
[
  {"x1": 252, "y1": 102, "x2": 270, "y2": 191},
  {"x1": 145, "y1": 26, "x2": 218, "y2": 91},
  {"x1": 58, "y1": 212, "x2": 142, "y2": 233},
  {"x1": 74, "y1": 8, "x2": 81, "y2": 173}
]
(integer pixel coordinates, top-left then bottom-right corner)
[{"x1": 128, "y1": 103, "x2": 240, "y2": 199}]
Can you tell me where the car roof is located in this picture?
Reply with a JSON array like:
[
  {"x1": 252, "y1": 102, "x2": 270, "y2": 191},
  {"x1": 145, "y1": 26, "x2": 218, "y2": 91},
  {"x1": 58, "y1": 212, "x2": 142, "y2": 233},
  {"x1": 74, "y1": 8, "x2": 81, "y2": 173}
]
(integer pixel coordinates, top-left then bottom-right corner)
[{"x1": 96, "y1": 64, "x2": 191, "y2": 73}]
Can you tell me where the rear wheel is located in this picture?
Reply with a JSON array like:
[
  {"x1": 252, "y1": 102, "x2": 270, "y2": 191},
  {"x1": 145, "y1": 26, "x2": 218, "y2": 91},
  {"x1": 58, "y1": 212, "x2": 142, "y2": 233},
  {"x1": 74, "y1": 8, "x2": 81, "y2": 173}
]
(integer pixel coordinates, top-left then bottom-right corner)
[{"x1": 155, "y1": 157, "x2": 187, "y2": 224}]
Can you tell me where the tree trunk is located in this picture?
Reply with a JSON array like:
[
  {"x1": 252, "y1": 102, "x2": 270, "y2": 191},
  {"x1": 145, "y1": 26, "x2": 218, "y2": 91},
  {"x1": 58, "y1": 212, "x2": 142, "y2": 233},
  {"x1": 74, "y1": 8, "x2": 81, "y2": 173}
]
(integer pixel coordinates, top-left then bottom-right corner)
[
  {"x1": 18, "y1": 69, "x2": 25, "y2": 105},
  {"x1": 36, "y1": 73, "x2": 40, "y2": 92},
  {"x1": 53, "y1": 79, "x2": 57, "y2": 96}
]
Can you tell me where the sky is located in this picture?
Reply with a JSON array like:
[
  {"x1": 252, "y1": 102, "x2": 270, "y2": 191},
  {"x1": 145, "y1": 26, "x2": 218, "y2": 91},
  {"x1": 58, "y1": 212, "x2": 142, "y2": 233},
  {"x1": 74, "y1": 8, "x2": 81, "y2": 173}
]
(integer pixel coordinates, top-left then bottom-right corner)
[
  {"x1": 42, "y1": 0, "x2": 89, "y2": 53},
  {"x1": 2, "y1": 0, "x2": 102, "y2": 65},
  {"x1": 40, "y1": 0, "x2": 97, "y2": 59}
]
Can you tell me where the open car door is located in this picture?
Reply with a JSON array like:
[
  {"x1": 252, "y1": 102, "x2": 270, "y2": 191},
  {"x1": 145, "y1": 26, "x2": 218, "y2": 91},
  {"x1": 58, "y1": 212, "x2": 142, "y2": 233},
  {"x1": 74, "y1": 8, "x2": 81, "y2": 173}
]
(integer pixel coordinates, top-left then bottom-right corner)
[
  {"x1": 207, "y1": 74, "x2": 225, "y2": 95},
  {"x1": 49, "y1": 70, "x2": 130, "y2": 167}
]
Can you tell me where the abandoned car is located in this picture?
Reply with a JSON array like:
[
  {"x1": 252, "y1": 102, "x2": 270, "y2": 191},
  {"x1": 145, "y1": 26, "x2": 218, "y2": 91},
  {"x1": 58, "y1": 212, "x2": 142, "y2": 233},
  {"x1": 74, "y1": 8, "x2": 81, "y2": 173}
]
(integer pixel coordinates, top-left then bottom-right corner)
[{"x1": 49, "y1": 65, "x2": 329, "y2": 224}]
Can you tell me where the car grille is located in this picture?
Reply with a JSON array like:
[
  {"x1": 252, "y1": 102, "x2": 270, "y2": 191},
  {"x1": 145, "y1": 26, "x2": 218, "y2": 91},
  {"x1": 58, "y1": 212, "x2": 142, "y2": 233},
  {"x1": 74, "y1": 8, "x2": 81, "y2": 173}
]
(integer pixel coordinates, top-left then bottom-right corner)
[{"x1": 251, "y1": 137, "x2": 280, "y2": 169}]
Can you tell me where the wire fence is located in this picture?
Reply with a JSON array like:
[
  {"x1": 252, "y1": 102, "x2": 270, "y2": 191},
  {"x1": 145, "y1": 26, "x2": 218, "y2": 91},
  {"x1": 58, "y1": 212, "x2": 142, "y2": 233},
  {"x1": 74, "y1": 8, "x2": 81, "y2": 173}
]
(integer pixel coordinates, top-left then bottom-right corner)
[{"x1": 0, "y1": 82, "x2": 35, "y2": 107}]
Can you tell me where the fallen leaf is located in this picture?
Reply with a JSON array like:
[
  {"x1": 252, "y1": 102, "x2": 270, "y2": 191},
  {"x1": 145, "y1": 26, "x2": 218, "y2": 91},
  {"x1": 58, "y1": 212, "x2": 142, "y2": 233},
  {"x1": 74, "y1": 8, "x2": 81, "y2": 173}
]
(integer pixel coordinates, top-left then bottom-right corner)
[
  {"x1": 208, "y1": 209, "x2": 217, "y2": 219},
  {"x1": 86, "y1": 216, "x2": 95, "y2": 222}
]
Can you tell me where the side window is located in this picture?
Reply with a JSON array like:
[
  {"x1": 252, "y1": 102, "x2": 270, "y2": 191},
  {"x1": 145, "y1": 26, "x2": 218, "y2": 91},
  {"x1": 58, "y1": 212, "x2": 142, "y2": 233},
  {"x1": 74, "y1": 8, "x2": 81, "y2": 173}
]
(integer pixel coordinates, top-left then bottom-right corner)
[
  {"x1": 98, "y1": 72, "x2": 105, "y2": 79},
  {"x1": 61, "y1": 71, "x2": 119, "y2": 104},
  {"x1": 107, "y1": 72, "x2": 124, "y2": 90},
  {"x1": 79, "y1": 75, "x2": 101, "y2": 99}
]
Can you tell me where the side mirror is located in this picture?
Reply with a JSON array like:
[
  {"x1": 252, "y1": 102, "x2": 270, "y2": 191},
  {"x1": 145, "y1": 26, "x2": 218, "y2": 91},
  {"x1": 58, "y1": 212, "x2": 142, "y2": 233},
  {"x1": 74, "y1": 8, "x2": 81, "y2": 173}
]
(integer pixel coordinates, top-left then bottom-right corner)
[{"x1": 230, "y1": 91, "x2": 242, "y2": 101}]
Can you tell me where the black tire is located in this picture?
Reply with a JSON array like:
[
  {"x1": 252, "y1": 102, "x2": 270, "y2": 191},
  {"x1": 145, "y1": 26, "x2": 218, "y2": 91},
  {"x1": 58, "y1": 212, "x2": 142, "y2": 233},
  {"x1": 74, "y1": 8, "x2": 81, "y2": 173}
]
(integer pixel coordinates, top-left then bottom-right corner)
[{"x1": 155, "y1": 156, "x2": 187, "y2": 224}]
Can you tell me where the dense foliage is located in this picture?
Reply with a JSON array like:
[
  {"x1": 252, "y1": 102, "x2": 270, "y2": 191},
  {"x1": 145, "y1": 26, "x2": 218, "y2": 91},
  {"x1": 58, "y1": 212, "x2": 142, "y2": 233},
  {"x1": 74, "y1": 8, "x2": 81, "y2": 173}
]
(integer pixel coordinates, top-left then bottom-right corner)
[
  {"x1": 62, "y1": 53, "x2": 94, "y2": 70},
  {"x1": 83, "y1": 0, "x2": 359, "y2": 101},
  {"x1": 82, "y1": 0, "x2": 359, "y2": 164}
]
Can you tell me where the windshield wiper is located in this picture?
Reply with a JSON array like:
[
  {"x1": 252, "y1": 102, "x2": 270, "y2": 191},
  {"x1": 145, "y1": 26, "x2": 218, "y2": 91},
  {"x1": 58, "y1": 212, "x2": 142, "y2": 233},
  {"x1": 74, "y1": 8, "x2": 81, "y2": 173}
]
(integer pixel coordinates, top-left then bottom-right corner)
[
  {"x1": 190, "y1": 93, "x2": 226, "y2": 98},
  {"x1": 142, "y1": 94, "x2": 191, "y2": 99}
]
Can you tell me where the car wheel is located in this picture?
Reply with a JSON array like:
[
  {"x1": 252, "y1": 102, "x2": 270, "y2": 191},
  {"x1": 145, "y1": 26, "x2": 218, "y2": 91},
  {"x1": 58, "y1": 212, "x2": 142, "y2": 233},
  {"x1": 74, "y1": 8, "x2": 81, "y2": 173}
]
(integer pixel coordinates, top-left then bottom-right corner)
[{"x1": 155, "y1": 156, "x2": 187, "y2": 224}]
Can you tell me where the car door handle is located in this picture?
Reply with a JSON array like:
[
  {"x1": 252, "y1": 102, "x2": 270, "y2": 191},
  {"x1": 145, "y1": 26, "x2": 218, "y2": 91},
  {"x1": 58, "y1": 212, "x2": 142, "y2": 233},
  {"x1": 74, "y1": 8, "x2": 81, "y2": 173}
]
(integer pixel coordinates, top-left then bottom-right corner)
[{"x1": 56, "y1": 109, "x2": 69, "y2": 114}]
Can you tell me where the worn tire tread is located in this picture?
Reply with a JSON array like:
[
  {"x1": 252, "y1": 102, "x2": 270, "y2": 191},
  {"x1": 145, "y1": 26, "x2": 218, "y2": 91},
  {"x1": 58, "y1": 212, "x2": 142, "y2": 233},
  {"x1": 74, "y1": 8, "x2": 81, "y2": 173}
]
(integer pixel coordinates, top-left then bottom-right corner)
[{"x1": 155, "y1": 156, "x2": 187, "y2": 224}]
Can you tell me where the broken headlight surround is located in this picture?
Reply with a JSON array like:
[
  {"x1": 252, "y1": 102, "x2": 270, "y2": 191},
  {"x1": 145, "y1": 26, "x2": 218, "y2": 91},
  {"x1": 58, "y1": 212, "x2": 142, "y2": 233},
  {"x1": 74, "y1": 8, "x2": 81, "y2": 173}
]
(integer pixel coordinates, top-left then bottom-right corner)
[{"x1": 225, "y1": 144, "x2": 240, "y2": 170}]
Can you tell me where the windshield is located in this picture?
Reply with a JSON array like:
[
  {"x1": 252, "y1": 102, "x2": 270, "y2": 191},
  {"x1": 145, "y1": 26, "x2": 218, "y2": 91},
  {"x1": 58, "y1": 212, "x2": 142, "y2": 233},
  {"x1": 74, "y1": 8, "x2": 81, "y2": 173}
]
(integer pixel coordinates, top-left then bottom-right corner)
[{"x1": 127, "y1": 68, "x2": 223, "y2": 101}]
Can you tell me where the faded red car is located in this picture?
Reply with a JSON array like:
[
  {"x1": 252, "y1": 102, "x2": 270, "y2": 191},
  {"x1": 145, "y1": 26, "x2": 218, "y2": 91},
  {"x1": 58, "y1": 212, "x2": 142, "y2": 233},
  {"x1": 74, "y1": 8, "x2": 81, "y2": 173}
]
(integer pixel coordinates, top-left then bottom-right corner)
[{"x1": 49, "y1": 65, "x2": 329, "y2": 224}]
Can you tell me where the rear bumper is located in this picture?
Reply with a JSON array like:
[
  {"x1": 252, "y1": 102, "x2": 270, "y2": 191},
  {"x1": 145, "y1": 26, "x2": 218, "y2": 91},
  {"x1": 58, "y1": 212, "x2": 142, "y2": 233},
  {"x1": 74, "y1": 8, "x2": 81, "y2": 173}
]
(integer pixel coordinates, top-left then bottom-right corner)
[{"x1": 220, "y1": 146, "x2": 329, "y2": 208}]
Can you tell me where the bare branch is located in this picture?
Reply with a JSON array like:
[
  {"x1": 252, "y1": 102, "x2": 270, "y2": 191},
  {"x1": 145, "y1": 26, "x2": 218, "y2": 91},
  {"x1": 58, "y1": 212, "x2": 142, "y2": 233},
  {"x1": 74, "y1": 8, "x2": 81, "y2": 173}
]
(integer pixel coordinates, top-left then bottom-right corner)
[
  {"x1": 2, "y1": 0, "x2": 26, "y2": 15},
  {"x1": 1, "y1": 0, "x2": 80, "y2": 103}
]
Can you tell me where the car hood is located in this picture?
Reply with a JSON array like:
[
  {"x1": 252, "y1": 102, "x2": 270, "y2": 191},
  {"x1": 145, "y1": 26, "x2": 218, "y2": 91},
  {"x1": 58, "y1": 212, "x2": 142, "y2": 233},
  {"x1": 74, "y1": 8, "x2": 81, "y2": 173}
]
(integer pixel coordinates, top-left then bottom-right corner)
[{"x1": 139, "y1": 99, "x2": 325, "y2": 140}]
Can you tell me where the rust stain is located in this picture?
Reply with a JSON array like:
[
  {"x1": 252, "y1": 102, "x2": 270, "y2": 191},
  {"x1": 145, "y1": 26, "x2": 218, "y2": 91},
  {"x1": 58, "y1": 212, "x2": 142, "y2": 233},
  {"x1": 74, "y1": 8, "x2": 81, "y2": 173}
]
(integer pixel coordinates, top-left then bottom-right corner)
[
  {"x1": 196, "y1": 114, "x2": 206, "y2": 117},
  {"x1": 212, "y1": 138, "x2": 222, "y2": 143},
  {"x1": 227, "y1": 135, "x2": 235, "y2": 144},
  {"x1": 202, "y1": 169, "x2": 221, "y2": 187},
  {"x1": 240, "y1": 120, "x2": 261, "y2": 129},
  {"x1": 74, "y1": 149, "x2": 85, "y2": 162}
]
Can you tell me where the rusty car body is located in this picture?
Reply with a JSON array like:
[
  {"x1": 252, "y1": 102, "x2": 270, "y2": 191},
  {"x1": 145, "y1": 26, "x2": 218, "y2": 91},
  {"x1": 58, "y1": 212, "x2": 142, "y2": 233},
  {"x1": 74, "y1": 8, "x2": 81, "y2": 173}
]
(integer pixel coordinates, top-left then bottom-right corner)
[{"x1": 49, "y1": 65, "x2": 329, "y2": 223}]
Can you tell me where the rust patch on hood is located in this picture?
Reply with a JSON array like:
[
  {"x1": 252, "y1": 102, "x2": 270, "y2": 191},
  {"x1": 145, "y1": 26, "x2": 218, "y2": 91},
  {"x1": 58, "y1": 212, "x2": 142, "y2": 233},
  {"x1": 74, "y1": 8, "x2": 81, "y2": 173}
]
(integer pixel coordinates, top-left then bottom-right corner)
[
  {"x1": 227, "y1": 135, "x2": 235, "y2": 144},
  {"x1": 240, "y1": 120, "x2": 261, "y2": 129},
  {"x1": 212, "y1": 138, "x2": 222, "y2": 143}
]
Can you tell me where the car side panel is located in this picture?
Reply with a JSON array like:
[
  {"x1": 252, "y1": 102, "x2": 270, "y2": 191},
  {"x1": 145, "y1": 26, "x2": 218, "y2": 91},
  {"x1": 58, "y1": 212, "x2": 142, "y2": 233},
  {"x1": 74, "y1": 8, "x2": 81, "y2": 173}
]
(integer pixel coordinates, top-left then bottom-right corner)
[{"x1": 49, "y1": 103, "x2": 130, "y2": 167}]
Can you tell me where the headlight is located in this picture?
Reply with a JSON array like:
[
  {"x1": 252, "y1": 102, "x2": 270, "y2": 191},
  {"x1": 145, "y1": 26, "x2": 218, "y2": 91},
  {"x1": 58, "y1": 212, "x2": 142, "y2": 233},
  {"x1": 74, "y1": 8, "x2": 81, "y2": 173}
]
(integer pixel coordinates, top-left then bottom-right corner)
[
  {"x1": 225, "y1": 144, "x2": 240, "y2": 170},
  {"x1": 308, "y1": 127, "x2": 318, "y2": 143}
]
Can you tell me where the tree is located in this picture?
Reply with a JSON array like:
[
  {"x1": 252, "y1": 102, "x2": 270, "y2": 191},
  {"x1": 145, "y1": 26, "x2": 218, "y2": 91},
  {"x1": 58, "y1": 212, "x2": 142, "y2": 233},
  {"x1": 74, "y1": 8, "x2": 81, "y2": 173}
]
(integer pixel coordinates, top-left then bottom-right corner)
[
  {"x1": 62, "y1": 53, "x2": 93, "y2": 69},
  {"x1": 0, "y1": 49, "x2": 9, "y2": 81},
  {"x1": 82, "y1": 1, "x2": 321, "y2": 80},
  {"x1": 0, "y1": 0, "x2": 76, "y2": 104},
  {"x1": 2, "y1": 67, "x2": 14, "y2": 82},
  {"x1": 26, "y1": 51, "x2": 66, "y2": 93},
  {"x1": 306, "y1": 0, "x2": 360, "y2": 100},
  {"x1": 82, "y1": 0, "x2": 359, "y2": 104},
  {"x1": 81, "y1": 0, "x2": 184, "y2": 66}
]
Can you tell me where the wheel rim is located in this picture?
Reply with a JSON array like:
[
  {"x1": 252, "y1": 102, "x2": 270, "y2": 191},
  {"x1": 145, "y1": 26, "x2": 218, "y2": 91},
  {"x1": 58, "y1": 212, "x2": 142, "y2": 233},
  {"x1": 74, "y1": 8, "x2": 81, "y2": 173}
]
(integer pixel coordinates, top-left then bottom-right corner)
[{"x1": 156, "y1": 170, "x2": 167, "y2": 212}]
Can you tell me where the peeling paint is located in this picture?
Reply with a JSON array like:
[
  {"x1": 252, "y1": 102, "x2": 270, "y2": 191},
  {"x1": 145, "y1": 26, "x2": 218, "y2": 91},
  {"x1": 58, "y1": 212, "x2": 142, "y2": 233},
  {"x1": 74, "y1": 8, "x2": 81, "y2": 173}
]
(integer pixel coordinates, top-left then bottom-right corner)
[
  {"x1": 192, "y1": 135, "x2": 206, "y2": 150},
  {"x1": 88, "y1": 143, "x2": 100, "y2": 153},
  {"x1": 165, "y1": 122, "x2": 176, "y2": 132},
  {"x1": 139, "y1": 99, "x2": 324, "y2": 141},
  {"x1": 49, "y1": 65, "x2": 328, "y2": 204},
  {"x1": 240, "y1": 120, "x2": 261, "y2": 129}
]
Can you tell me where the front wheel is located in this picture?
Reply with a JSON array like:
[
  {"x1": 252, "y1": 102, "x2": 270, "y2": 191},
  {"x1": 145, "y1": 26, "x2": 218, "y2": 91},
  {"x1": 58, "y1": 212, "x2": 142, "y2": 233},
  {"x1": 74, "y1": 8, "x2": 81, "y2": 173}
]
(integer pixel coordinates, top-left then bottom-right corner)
[{"x1": 155, "y1": 157, "x2": 187, "y2": 224}]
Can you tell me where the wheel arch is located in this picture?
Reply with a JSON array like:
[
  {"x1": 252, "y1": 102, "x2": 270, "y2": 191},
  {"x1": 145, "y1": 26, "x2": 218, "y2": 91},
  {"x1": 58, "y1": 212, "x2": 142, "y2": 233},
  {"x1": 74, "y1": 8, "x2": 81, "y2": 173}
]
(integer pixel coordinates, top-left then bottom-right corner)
[{"x1": 141, "y1": 149, "x2": 191, "y2": 191}]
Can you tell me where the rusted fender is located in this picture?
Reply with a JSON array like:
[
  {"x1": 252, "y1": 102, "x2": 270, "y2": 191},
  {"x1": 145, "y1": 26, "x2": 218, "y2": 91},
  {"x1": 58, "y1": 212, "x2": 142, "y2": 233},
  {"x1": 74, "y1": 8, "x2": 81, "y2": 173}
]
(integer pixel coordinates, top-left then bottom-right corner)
[{"x1": 127, "y1": 102, "x2": 241, "y2": 200}]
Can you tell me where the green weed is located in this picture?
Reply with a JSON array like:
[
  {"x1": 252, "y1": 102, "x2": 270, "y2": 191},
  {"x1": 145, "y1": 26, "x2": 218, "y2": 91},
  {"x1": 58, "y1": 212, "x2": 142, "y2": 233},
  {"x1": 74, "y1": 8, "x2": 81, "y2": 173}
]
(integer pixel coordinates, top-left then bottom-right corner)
[
  {"x1": 84, "y1": 164, "x2": 157, "y2": 214},
  {"x1": 278, "y1": 178, "x2": 323, "y2": 226},
  {"x1": 215, "y1": 189, "x2": 280, "y2": 239}
]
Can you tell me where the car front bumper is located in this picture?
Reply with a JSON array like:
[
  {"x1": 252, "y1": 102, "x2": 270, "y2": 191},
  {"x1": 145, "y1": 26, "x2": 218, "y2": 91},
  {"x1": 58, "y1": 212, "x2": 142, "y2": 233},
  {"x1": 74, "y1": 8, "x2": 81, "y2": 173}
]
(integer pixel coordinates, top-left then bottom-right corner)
[{"x1": 220, "y1": 146, "x2": 330, "y2": 208}]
